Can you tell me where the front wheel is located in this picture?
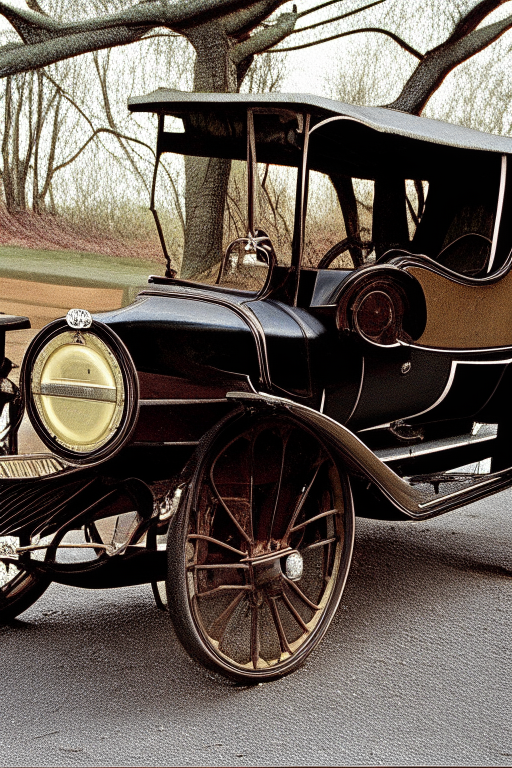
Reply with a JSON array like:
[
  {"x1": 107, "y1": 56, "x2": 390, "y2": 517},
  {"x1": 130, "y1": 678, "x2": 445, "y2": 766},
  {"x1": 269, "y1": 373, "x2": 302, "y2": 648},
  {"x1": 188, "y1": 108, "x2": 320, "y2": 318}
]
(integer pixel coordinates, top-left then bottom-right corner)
[
  {"x1": 167, "y1": 413, "x2": 355, "y2": 683},
  {"x1": 0, "y1": 534, "x2": 50, "y2": 623}
]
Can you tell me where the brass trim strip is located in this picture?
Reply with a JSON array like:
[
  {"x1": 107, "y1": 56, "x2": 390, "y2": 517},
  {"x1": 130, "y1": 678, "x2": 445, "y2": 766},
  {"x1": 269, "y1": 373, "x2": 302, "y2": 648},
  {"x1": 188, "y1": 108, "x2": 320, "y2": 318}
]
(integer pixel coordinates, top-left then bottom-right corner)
[
  {"x1": 139, "y1": 398, "x2": 228, "y2": 406},
  {"x1": 37, "y1": 382, "x2": 117, "y2": 403}
]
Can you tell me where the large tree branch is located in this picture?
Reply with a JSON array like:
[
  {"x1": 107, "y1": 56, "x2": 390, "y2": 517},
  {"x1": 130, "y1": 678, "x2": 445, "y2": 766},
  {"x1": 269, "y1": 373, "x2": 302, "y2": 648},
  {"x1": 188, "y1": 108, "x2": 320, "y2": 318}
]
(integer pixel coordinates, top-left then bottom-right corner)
[
  {"x1": 269, "y1": 26, "x2": 423, "y2": 58},
  {"x1": 446, "y1": 0, "x2": 509, "y2": 44},
  {"x1": 230, "y1": 9, "x2": 298, "y2": 63},
  {"x1": 0, "y1": 0, "x2": 269, "y2": 38},
  {"x1": 0, "y1": 0, "x2": 276, "y2": 76},
  {"x1": 221, "y1": 1, "x2": 286, "y2": 37},
  {"x1": 389, "y1": 12, "x2": 512, "y2": 114},
  {"x1": 0, "y1": 26, "x2": 152, "y2": 77}
]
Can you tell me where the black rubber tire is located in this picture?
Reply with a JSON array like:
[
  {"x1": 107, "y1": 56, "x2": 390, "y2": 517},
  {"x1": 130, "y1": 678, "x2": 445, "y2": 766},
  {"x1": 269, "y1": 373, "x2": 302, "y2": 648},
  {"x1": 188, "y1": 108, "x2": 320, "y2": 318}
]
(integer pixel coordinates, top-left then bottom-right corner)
[
  {"x1": 0, "y1": 539, "x2": 50, "y2": 623},
  {"x1": 166, "y1": 411, "x2": 355, "y2": 684}
]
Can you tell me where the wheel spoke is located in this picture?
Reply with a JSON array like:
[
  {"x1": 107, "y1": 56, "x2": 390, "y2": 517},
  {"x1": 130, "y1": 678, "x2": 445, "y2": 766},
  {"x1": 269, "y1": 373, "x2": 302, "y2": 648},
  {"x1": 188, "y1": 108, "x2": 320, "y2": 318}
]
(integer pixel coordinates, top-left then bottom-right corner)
[
  {"x1": 191, "y1": 562, "x2": 249, "y2": 571},
  {"x1": 209, "y1": 468, "x2": 252, "y2": 544},
  {"x1": 268, "y1": 595, "x2": 291, "y2": 655},
  {"x1": 291, "y1": 508, "x2": 337, "y2": 533},
  {"x1": 284, "y1": 576, "x2": 321, "y2": 611},
  {"x1": 187, "y1": 534, "x2": 245, "y2": 557},
  {"x1": 284, "y1": 460, "x2": 325, "y2": 541},
  {"x1": 280, "y1": 590, "x2": 310, "y2": 633},
  {"x1": 268, "y1": 430, "x2": 290, "y2": 541},
  {"x1": 248, "y1": 430, "x2": 256, "y2": 542},
  {"x1": 302, "y1": 537, "x2": 337, "y2": 552},
  {"x1": 208, "y1": 590, "x2": 247, "y2": 644},
  {"x1": 197, "y1": 584, "x2": 253, "y2": 598},
  {"x1": 251, "y1": 602, "x2": 260, "y2": 669}
]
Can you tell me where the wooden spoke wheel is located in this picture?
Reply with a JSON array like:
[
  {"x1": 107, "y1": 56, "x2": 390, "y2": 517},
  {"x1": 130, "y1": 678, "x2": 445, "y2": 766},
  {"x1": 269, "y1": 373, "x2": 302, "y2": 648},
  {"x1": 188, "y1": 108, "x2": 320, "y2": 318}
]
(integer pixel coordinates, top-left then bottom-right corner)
[
  {"x1": 167, "y1": 413, "x2": 354, "y2": 683},
  {"x1": 0, "y1": 534, "x2": 50, "y2": 623}
]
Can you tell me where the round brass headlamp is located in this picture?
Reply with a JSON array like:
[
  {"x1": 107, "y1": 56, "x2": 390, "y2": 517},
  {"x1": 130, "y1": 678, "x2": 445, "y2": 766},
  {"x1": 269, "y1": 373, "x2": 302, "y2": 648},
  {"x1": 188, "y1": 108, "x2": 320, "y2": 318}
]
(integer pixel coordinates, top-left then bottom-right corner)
[{"x1": 22, "y1": 319, "x2": 139, "y2": 465}]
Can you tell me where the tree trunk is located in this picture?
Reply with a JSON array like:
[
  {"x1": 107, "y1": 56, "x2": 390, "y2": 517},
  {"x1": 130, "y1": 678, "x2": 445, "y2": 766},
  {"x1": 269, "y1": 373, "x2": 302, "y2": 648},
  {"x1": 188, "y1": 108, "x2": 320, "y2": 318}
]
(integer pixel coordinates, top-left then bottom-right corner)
[
  {"x1": 1, "y1": 77, "x2": 15, "y2": 213},
  {"x1": 181, "y1": 22, "x2": 237, "y2": 279},
  {"x1": 329, "y1": 173, "x2": 364, "y2": 266},
  {"x1": 32, "y1": 69, "x2": 44, "y2": 213}
]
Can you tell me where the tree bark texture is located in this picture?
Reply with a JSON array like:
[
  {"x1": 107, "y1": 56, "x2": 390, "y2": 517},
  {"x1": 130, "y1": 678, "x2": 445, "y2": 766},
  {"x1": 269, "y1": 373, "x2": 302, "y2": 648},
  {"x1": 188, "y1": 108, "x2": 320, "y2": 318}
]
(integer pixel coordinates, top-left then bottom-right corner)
[
  {"x1": 329, "y1": 173, "x2": 364, "y2": 267},
  {"x1": 180, "y1": 8, "x2": 296, "y2": 277},
  {"x1": 181, "y1": 23, "x2": 237, "y2": 278}
]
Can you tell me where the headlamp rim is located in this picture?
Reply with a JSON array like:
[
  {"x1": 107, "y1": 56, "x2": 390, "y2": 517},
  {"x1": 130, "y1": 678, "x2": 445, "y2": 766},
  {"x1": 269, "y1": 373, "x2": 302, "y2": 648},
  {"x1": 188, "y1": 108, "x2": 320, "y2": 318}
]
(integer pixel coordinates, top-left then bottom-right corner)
[{"x1": 21, "y1": 318, "x2": 139, "y2": 466}]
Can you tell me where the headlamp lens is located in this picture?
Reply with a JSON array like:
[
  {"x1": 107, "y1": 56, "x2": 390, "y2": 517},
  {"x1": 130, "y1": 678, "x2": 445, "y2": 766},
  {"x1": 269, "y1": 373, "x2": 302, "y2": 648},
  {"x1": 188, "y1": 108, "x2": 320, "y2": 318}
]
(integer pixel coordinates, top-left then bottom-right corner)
[{"x1": 31, "y1": 331, "x2": 125, "y2": 453}]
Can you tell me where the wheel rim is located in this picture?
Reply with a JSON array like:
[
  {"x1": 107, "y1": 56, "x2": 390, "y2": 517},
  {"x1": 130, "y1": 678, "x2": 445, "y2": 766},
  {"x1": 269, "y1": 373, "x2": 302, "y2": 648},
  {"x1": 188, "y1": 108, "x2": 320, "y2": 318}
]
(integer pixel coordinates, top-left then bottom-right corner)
[{"x1": 185, "y1": 417, "x2": 349, "y2": 673}]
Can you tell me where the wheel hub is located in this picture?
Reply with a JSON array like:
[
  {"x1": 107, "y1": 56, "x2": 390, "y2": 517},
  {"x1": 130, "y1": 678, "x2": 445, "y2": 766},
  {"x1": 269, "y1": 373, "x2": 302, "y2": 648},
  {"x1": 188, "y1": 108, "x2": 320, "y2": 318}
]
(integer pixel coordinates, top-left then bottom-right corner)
[{"x1": 285, "y1": 551, "x2": 303, "y2": 581}]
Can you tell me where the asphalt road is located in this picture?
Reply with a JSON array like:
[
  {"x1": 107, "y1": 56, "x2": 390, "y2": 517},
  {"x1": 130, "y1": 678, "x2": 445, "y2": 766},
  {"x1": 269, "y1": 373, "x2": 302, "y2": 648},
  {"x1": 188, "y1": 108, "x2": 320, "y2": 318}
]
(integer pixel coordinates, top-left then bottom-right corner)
[{"x1": 1, "y1": 490, "x2": 511, "y2": 767}]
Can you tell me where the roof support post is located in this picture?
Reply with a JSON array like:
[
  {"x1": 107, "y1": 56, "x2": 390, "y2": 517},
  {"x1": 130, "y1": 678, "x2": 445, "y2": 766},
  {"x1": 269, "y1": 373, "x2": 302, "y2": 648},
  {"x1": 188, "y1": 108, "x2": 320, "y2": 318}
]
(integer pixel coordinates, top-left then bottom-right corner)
[{"x1": 290, "y1": 112, "x2": 310, "y2": 306}]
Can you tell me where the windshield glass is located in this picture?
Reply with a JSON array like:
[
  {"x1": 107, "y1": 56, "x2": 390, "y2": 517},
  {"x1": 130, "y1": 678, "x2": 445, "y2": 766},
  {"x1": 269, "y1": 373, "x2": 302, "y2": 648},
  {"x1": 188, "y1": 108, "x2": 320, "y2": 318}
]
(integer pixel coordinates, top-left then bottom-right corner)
[{"x1": 152, "y1": 112, "x2": 298, "y2": 292}]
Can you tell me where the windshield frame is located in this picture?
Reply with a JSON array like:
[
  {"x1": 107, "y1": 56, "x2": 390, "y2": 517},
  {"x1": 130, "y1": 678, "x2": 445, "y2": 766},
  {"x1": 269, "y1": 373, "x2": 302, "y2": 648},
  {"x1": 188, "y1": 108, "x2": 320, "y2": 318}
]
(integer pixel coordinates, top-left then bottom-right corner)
[{"x1": 149, "y1": 106, "x2": 312, "y2": 301}]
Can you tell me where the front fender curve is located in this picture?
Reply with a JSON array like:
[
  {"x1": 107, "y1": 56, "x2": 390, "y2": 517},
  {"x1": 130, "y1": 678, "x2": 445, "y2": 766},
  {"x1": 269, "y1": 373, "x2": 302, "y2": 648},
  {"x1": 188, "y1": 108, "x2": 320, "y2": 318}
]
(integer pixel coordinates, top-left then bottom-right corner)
[{"x1": 225, "y1": 392, "x2": 509, "y2": 521}]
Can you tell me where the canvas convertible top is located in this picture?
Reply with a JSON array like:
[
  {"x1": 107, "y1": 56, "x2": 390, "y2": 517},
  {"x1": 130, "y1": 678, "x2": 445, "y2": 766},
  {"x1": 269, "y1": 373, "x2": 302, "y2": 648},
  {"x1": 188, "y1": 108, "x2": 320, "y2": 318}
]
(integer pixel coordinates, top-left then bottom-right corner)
[{"x1": 129, "y1": 89, "x2": 512, "y2": 157}]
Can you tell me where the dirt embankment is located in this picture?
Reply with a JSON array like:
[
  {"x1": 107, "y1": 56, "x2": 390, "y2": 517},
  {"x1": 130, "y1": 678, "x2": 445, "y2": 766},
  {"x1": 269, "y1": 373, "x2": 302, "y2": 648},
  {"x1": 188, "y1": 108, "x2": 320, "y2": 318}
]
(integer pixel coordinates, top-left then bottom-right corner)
[{"x1": 0, "y1": 207, "x2": 163, "y2": 262}]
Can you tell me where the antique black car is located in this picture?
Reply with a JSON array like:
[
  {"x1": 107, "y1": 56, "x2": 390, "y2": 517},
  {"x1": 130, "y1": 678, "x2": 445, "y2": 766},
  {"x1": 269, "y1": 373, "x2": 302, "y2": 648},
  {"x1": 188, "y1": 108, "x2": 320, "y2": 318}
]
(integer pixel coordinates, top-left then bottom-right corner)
[{"x1": 1, "y1": 90, "x2": 512, "y2": 683}]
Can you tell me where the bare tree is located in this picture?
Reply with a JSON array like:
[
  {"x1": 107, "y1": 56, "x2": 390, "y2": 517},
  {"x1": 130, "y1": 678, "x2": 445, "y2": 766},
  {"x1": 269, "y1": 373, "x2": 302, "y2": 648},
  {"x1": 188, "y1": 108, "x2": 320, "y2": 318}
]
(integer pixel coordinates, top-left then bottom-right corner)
[
  {"x1": 0, "y1": 1, "x2": 511, "y2": 274},
  {"x1": 0, "y1": 0, "x2": 391, "y2": 275}
]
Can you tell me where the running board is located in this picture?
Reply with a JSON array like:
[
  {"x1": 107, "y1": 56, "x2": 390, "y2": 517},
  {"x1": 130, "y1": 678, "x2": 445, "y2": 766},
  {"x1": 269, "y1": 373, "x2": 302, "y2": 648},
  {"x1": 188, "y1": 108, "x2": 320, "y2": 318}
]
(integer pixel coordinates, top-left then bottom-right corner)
[
  {"x1": 227, "y1": 392, "x2": 512, "y2": 521},
  {"x1": 375, "y1": 425, "x2": 497, "y2": 475}
]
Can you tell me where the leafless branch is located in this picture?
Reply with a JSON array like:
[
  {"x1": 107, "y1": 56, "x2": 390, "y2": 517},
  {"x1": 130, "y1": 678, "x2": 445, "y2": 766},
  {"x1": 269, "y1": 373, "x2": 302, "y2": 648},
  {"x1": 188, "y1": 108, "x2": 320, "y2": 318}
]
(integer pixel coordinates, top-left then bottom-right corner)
[
  {"x1": 51, "y1": 127, "x2": 154, "y2": 175},
  {"x1": 160, "y1": 159, "x2": 186, "y2": 235},
  {"x1": 269, "y1": 26, "x2": 423, "y2": 59},
  {"x1": 0, "y1": 0, "x2": 276, "y2": 77},
  {"x1": 231, "y1": 9, "x2": 297, "y2": 62},
  {"x1": 292, "y1": 0, "x2": 386, "y2": 34},
  {"x1": 447, "y1": 0, "x2": 509, "y2": 45},
  {"x1": 297, "y1": 0, "x2": 350, "y2": 20},
  {"x1": 41, "y1": 70, "x2": 95, "y2": 131}
]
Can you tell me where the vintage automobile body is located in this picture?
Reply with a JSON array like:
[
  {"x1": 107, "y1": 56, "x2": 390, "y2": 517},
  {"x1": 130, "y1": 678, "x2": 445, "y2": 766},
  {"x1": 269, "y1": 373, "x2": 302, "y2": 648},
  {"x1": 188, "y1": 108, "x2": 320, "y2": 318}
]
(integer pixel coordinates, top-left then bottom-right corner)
[{"x1": 1, "y1": 90, "x2": 512, "y2": 682}]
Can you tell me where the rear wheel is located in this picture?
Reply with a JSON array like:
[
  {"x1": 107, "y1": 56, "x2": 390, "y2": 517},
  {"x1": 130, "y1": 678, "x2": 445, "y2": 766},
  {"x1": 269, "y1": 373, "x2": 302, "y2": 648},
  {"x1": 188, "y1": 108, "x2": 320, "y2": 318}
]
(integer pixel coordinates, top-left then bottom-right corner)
[{"x1": 167, "y1": 413, "x2": 354, "y2": 683}]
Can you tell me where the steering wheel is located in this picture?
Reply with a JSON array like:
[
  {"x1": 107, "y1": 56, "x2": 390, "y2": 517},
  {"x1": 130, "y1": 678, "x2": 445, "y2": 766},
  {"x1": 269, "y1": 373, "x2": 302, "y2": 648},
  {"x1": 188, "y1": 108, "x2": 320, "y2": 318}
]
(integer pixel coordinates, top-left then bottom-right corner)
[
  {"x1": 216, "y1": 228, "x2": 276, "y2": 284},
  {"x1": 317, "y1": 236, "x2": 373, "y2": 270}
]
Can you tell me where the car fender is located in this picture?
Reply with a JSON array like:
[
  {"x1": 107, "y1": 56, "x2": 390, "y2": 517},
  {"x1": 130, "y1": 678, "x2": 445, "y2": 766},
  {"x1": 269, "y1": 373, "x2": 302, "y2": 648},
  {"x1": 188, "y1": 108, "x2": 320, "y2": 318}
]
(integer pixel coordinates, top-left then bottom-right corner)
[{"x1": 225, "y1": 391, "x2": 512, "y2": 521}]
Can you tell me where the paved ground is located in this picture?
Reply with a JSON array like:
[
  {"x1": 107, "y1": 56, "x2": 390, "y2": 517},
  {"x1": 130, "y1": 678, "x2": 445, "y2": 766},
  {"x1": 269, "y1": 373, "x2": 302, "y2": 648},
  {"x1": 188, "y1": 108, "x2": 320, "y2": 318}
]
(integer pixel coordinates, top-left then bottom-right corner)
[{"x1": 1, "y1": 490, "x2": 510, "y2": 767}]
